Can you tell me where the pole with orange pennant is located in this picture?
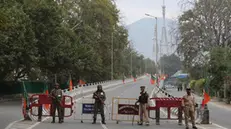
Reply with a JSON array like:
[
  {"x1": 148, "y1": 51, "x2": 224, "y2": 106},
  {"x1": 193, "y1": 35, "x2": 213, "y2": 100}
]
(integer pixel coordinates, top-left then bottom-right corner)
[
  {"x1": 44, "y1": 83, "x2": 50, "y2": 110},
  {"x1": 69, "y1": 75, "x2": 73, "y2": 91}
]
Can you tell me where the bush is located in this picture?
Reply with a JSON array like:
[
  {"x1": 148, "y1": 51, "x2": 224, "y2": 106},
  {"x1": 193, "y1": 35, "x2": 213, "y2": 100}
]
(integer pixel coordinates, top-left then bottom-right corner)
[
  {"x1": 190, "y1": 80, "x2": 196, "y2": 90},
  {"x1": 194, "y1": 79, "x2": 205, "y2": 95}
]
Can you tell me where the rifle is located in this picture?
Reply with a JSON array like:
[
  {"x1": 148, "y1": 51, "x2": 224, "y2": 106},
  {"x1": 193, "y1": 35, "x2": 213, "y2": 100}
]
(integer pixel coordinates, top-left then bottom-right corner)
[
  {"x1": 93, "y1": 92, "x2": 105, "y2": 105},
  {"x1": 49, "y1": 94, "x2": 63, "y2": 107}
]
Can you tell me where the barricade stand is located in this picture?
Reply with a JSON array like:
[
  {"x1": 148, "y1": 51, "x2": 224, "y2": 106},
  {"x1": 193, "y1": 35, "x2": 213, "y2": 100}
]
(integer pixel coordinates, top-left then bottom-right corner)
[
  {"x1": 73, "y1": 86, "x2": 110, "y2": 123},
  {"x1": 148, "y1": 97, "x2": 183, "y2": 125},
  {"x1": 74, "y1": 98, "x2": 111, "y2": 123},
  {"x1": 29, "y1": 94, "x2": 74, "y2": 118},
  {"x1": 111, "y1": 97, "x2": 139, "y2": 124}
]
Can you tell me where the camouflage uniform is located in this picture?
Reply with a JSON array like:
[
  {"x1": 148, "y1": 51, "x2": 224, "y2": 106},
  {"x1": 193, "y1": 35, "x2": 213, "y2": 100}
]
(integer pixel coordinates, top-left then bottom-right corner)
[
  {"x1": 92, "y1": 85, "x2": 106, "y2": 124},
  {"x1": 50, "y1": 83, "x2": 63, "y2": 123}
]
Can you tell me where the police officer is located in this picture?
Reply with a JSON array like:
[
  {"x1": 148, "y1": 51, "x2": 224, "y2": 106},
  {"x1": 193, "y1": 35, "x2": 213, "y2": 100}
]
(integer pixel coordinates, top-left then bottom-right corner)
[
  {"x1": 182, "y1": 88, "x2": 197, "y2": 129},
  {"x1": 92, "y1": 85, "x2": 106, "y2": 124},
  {"x1": 50, "y1": 83, "x2": 63, "y2": 123},
  {"x1": 135, "y1": 86, "x2": 149, "y2": 126}
]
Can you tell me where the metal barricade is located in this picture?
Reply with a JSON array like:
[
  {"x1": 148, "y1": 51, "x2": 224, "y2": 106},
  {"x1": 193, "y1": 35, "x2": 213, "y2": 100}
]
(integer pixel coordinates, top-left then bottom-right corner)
[
  {"x1": 74, "y1": 98, "x2": 110, "y2": 123},
  {"x1": 111, "y1": 97, "x2": 139, "y2": 124},
  {"x1": 29, "y1": 94, "x2": 74, "y2": 118},
  {"x1": 148, "y1": 97, "x2": 183, "y2": 125}
]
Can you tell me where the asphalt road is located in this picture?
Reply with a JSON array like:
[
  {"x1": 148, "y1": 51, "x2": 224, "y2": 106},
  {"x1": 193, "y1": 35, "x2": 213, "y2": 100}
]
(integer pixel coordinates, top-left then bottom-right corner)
[
  {"x1": 0, "y1": 100, "x2": 23, "y2": 129},
  {"x1": 165, "y1": 88, "x2": 230, "y2": 129},
  {"x1": 31, "y1": 78, "x2": 187, "y2": 129},
  {"x1": 1, "y1": 80, "x2": 125, "y2": 129}
]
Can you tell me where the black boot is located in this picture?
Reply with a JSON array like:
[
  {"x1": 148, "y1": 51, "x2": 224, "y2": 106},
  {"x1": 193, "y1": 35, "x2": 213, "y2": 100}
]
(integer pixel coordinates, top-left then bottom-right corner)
[
  {"x1": 102, "y1": 119, "x2": 106, "y2": 124},
  {"x1": 138, "y1": 121, "x2": 143, "y2": 125},
  {"x1": 38, "y1": 118, "x2": 41, "y2": 122},
  {"x1": 51, "y1": 117, "x2": 55, "y2": 123},
  {"x1": 192, "y1": 126, "x2": 197, "y2": 129},
  {"x1": 59, "y1": 118, "x2": 62, "y2": 123},
  {"x1": 92, "y1": 118, "x2": 96, "y2": 124}
]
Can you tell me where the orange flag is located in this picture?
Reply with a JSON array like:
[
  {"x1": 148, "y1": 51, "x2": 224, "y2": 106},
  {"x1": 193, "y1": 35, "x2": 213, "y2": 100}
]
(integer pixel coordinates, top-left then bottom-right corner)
[
  {"x1": 79, "y1": 80, "x2": 86, "y2": 86},
  {"x1": 202, "y1": 89, "x2": 211, "y2": 107},
  {"x1": 133, "y1": 77, "x2": 136, "y2": 82},
  {"x1": 69, "y1": 79, "x2": 73, "y2": 91},
  {"x1": 44, "y1": 84, "x2": 50, "y2": 110},
  {"x1": 150, "y1": 79, "x2": 155, "y2": 84}
]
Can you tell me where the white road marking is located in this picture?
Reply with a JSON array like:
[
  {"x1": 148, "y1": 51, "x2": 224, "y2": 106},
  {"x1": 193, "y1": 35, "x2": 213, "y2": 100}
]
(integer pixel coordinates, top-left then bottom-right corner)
[
  {"x1": 25, "y1": 80, "x2": 134, "y2": 129},
  {"x1": 5, "y1": 77, "x2": 144, "y2": 129},
  {"x1": 212, "y1": 123, "x2": 228, "y2": 129},
  {"x1": 4, "y1": 119, "x2": 24, "y2": 129},
  {"x1": 100, "y1": 121, "x2": 108, "y2": 129}
]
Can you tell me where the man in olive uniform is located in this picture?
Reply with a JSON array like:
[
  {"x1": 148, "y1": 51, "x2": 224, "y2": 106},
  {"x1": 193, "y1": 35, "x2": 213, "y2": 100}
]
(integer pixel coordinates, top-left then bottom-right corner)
[
  {"x1": 50, "y1": 83, "x2": 63, "y2": 123},
  {"x1": 182, "y1": 88, "x2": 197, "y2": 129},
  {"x1": 135, "y1": 86, "x2": 150, "y2": 126},
  {"x1": 92, "y1": 85, "x2": 106, "y2": 124}
]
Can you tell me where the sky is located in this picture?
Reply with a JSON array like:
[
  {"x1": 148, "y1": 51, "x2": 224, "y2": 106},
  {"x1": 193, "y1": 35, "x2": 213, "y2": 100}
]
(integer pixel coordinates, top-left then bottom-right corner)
[{"x1": 115, "y1": 0, "x2": 183, "y2": 25}]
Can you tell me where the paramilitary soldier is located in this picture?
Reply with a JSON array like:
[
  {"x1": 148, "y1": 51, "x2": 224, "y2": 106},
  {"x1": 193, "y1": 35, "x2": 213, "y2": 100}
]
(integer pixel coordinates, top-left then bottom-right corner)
[
  {"x1": 182, "y1": 87, "x2": 197, "y2": 129},
  {"x1": 50, "y1": 83, "x2": 63, "y2": 123},
  {"x1": 135, "y1": 86, "x2": 150, "y2": 126},
  {"x1": 92, "y1": 85, "x2": 106, "y2": 124}
]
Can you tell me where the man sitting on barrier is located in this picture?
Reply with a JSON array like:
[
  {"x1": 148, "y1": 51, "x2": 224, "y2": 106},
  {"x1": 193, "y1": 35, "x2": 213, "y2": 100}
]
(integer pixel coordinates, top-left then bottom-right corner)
[
  {"x1": 92, "y1": 85, "x2": 106, "y2": 124},
  {"x1": 182, "y1": 87, "x2": 197, "y2": 129},
  {"x1": 135, "y1": 86, "x2": 150, "y2": 126}
]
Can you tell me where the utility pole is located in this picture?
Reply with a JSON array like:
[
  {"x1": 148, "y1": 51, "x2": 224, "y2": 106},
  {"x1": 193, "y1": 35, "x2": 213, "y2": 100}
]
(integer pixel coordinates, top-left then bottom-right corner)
[
  {"x1": 130, "y1": 43, "x2": 133, "y2": 77},
  {"x1": 145, "y1": 14, "x2": 159, "y2": 74},
  {"x1": 111, "y1": 26, "x2": 114, "y2": 80},
  {"x1": 224, "y1": 39, "x2": 228, "y2": 101},
  {"x1": 155, "y1": 17, "x2": 159, "y2": 74},
  {"x1": 131, "y1": 52, "x2": 133, "y2": 77},
  {"x1": 160, "y1": 0, "x2": 168, "y2": 74}
]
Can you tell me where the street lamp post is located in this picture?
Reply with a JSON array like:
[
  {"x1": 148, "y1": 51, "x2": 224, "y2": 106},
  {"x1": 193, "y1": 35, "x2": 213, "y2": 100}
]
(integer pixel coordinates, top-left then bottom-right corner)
[
  {"x1": 145, "y1": 14, "x2": 159, "y2": 74},
  {"x1": 111, "y1": 26, "x2": 114, "y2": 80}
]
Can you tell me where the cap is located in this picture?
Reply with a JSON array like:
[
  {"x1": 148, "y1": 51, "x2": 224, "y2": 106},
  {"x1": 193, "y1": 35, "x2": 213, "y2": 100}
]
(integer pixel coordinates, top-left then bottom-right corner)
[
  {"x1": 140, "y1": 86, "x2": 145, "y2": 88},
  {"x1": 97, "y1": 85, "x2": 102, "y2": 88},
  {"x1": 186, "y1": 87, "x2": 191, "y2": 90},
  {"x1": 55, "y1": 83, "x2": 60, "y2": 86}
]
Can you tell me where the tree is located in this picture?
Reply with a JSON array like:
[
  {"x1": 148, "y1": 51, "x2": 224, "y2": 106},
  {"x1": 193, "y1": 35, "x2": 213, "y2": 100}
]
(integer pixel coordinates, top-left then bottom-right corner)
[
  {"x1": 177, "y1": 0, "x2": 231, "y2": 100},
  {"x1": 0, "y1": 0, "x2": 37, "y2": 81},
  {"x1": 0, "y1": 0, "x2": 157, "y2": 84},
  {"x1": 159, "y1": 54, "x2": 181, "y2": 76}
]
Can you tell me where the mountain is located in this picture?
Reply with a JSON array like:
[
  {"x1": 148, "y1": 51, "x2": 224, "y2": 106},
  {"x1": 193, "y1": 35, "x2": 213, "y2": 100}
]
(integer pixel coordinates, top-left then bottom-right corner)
[{"x1": 126, "y1": 18, "x2": 175, "y2": 59}]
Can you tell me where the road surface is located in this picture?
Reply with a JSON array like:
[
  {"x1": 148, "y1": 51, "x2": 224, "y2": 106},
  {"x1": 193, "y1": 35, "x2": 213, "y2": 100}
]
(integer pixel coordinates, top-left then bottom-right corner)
[
  {"x1": 0, "y1": 100, "x2": 23, "y2": 129},
  {"x1": 1, "y1": 80, "x2": 125, "y2": 129},
  {"x1": 165, "y1": 88, "x2": 230, "y2": 129},
  {"x1": 9, "y1": 78, "x2": 187, "y2": 129}
]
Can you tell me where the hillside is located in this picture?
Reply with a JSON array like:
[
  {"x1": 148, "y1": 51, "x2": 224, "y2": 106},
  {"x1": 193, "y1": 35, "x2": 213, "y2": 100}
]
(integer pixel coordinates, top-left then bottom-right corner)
[{"x1": 126, "y1": 18, "x2": 175, "y2": 59}]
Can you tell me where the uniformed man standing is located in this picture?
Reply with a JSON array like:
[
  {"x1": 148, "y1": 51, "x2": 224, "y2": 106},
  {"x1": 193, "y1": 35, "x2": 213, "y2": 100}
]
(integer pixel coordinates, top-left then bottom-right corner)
[
  {"x1": 92, "y1": 85, "x2": 106, "y2": 124},
  {"x1": 135, "y1": 86, "x2": 150, "y2": 126},
  {"x1": 50, "y1": 83, "x2": 63, "y2": 123},
  {"x1": 182, "y1": 88, "x2": 197, "y2": 129}
]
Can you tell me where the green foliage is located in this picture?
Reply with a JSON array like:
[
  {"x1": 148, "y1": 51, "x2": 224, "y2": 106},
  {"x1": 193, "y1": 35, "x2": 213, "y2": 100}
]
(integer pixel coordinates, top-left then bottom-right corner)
[
  {"x1": 194, "y1": 79, "x2": 205, "y2": 94},
  {"x1": 189, "y1": 80, "x2": 196, "y2": 89},
  {"x1": 159, "y1": 54, "x2": 181, "y2": 76},
  {"x1": 177, "y1": 0, "x2": 231, "y2": 99},
  {"x1": 0, "y1": 0, "x2": 156, "y2": 83}
]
